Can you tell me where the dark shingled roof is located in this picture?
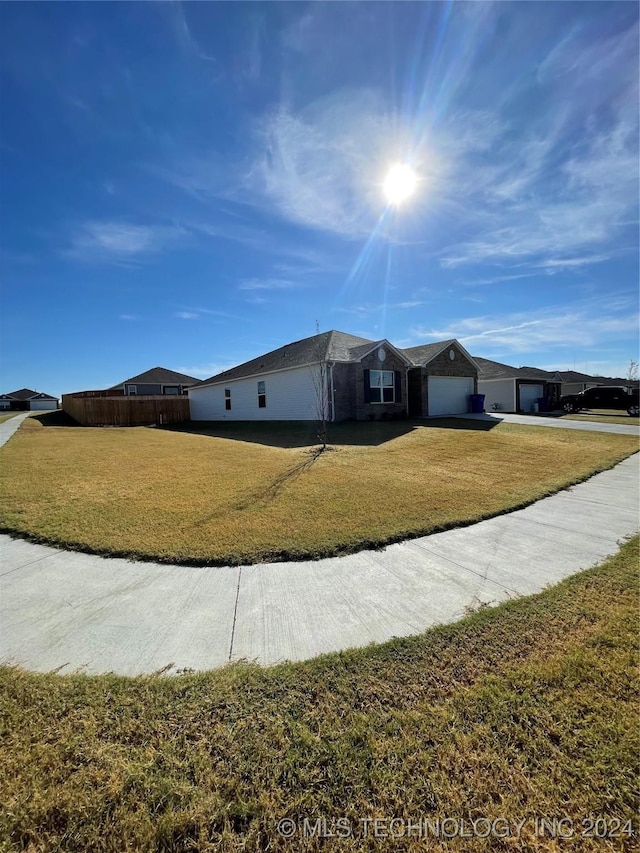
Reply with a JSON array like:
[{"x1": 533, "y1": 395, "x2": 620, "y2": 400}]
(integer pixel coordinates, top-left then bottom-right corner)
[
  {"x1": 402, "y1": 339, "x2": 457, "y2": 366},
  {"x1": 550, "y1": 369, "x2": 600, "y2": 382},
  {"x1": 475, "y1": 358, "x2": 560, "y2": 382},
  {"x1": 195, "y1": 331, "x2": 376, "y2": 387},
  {"x1": 474, "y1": 357, "x2": 520, "y2": 380},
  {"x1": 2, "y1": 388, "x2": 57, "y2": 400},
  {"x1": 110, "y1": 367, "x2": 198, "y2": 389}
]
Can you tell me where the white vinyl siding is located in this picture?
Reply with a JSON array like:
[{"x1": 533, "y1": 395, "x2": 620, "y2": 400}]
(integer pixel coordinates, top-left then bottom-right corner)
[
  {"x1": 519, "y1": 384, "x2": 544, "y2": 413},
  {"x1": 477, "y1": 379, "x2": 516, "y2": 413},
  {"x1": 189, "y1": 365, "x2": 322, "y2": 421},
  {"x1": 427, "y1": 376, "x2": 474, "y2": 416}
]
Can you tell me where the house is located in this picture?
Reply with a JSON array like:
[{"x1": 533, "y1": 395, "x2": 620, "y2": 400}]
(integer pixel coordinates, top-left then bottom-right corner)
[
  {"x1": 404, "y1": 339, "x2": 479, "y2": 417},
  {"x1": 528, "y1": 368, "x2": 598, "y2": 398},
  {"x1": 188, "y1": 330, "x2": 479, "y2": 422},
  {"x1": 110, "y1": 367, "x2": 198, "y2": 396},
  {"x1": 0, "y1": 388, "x2": 58, "y2": 411},
  {"x1": 475, "y1": 359, "x2": 561, "y2": 413}
]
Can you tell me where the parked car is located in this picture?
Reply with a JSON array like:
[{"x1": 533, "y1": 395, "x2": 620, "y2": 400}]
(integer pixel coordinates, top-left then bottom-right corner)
[{"x1": 559, "y1": 386, "x2": 640, "y2": 416}]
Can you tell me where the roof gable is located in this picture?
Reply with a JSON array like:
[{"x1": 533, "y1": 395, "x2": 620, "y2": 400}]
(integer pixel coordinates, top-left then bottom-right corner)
[
  {"x1": 403, "y1": 339, "x2": 479, "y2": 369},
  {"x1": 353, "y1": 339, "x2": 413, "y2": 365},
  {"x1": 2, "y1": 388, "x2": 56, "y2": 400},
  {"x1": 5, "y1": 388, "x2": 38, "y2": 400},
  {"x1": 110, "y1": 367, "x2": 198, "y2": 388}
]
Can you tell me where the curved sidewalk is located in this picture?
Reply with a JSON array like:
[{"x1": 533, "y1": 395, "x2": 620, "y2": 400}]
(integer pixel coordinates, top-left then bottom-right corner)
[{"x1": 0, "y1": 416, "x2": 638, "y2": 676}]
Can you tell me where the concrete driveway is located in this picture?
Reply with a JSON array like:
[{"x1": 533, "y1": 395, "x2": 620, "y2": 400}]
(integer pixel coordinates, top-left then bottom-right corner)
[
  {"x1": 0, "y1": 411, "x2": 638, "y2": 675},
  {"x1": 453, "y1": 412, "x2": 640, "y2": 436}
]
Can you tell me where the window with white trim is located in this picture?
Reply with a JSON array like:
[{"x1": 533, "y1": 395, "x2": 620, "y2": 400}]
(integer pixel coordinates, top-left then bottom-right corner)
[
  {"x1": 369, "y1": 370, "x2": 395, "y2": 403},
  {"x1": 257, "y1": 380, "x2": 266, "y2": 408},
  {"x1": 225, "y1": 388, "x2": 231, "y2": 410},
  {"x1": 127, "y1": 385, "x2": 137, "y2": 396}
]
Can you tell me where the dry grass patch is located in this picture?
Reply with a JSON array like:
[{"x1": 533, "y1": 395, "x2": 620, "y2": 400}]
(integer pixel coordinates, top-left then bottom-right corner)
[
  {"x1": 561, "y1": 410, "x2": 640, "y2": 426},
  {"x1": 1, "y1": 538, "x2": 638, "y2": 852},
  {"x1": 0, "y1": 417, "x2": 637, "y2": 565},
  {"x1": 0, "y1": 413, "x2": 19, "y2": 425}
]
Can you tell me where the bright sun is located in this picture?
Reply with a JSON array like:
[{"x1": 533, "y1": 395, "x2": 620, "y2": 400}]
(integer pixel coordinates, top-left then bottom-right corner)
[{"x1": 383, "y1": 163, "x2": 417, "y2": 205}]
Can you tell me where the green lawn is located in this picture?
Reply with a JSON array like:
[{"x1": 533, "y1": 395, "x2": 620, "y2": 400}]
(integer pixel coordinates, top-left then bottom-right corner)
[
  {"x1": 1, "y1": 537, "x2": 638, "y2": 852},
  {"x1": 0, "y1": 416, "x2": 637, "y2": 565}
]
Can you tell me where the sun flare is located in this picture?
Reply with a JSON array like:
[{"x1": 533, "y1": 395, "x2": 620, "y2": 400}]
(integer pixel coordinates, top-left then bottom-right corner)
[{"x1": 383, "y1": 163, "x2": 417, "y2": 205}]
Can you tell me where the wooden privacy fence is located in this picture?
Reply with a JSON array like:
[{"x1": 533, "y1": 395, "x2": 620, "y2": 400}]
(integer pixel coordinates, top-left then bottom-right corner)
[{"x1": 62, "y1": 395, "x2": 190, "y2": 427}]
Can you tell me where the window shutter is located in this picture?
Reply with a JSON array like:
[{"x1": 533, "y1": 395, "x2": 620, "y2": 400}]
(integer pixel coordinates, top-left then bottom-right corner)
[
  {"x1": 395, "y1": 371, "x2": 402, "y2": 403},
  {"x1": 363, "y1": 369, "x2": 371, "y2": 403}
]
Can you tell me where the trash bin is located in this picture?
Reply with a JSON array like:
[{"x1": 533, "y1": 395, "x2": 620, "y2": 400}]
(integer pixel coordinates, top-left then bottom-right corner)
[
  {"x1": 469, "y1": 394, "x2": 485, "y2": 414},
  {"x1": 538, "y1": 396, "x2": 548, "y2": 413}
]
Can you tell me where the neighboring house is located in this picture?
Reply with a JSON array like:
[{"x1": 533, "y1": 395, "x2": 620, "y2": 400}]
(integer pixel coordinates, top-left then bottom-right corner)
[
  {"x1": 110, "y1": 367, "x2": 198, "y2": 396},
  {"x1": 577, "y1": 375, "x2": 639, "y2": 393},
  {"x1": 188, "y1": 330, "x2": 479, "y2": 422},
  {"x1": 475, "y1": 359, "x2": 561, "y2": 413},
  {"x1": 532, "y1": 369, "x2": 599, "y2": 398},
  {"x1": 0, "y1": 388, "x2": 58, "y2": 411}
]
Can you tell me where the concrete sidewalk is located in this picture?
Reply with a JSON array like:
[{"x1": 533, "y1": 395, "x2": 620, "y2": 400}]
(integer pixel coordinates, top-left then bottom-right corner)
[
  {"x1": 1, "y1": 453, "x2": 638, "y2": 676},
  {"x1": 0, "y1": 412, "x2": 33, "y2": 445},
  {"x1": 452, "y1": 412, "x2": 640, "y2": 436}
]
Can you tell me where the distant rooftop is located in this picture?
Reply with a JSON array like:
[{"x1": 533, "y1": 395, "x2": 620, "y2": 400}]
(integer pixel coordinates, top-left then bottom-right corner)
[
  {"x1": 0, "y1": 388, "x2": 58, "y2": 400},
  {"x1": 110, "y1": 367, "x2": 199, "y2": 388}
]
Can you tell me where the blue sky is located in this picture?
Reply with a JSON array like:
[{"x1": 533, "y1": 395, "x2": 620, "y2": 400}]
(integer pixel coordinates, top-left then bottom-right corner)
[{"x1": 1, "y1": 1, "x2": 638, "y2": 397}]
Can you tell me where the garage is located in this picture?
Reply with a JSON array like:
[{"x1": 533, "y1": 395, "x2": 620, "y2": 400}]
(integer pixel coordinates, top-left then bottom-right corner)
[
  {"x1": 428, "y1": 376, "x2": 474, "y2": 416},
  {"x1": 518, "y1": 384, "x2": 544, "y2": 413},
  {"x1": 29, "y1": 399, "x2": 56, "y2": 411}
]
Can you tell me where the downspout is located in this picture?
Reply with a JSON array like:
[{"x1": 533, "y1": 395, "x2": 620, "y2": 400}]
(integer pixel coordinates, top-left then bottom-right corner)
[
  {"x1": 405, "y1": 367, "x2": 410, "y2": 418},
  {"x1": 329, "y1": 362, "x2": 336, "y2": 422}
]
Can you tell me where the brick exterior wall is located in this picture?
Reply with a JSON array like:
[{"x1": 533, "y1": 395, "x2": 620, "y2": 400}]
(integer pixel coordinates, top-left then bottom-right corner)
[
  {"x1": 408, "y1": 369, "x2": 426, "y2": 416},
  {"x1": 331, "y1": 343, "x2": 478, "y2": 422},
  {"x1": 408, "y1": 343, "x2": 477, "y2": 417},
  {"x1": 356, "y1": 350, "x2": 408, "y2": 420},
  {"x1": 424, "y1": 345, "x2": 477, "y2": 378},
  {"x1": 330, "y1": 351, "x2": 408, "y2": 421},
  {"x1": 331, "y1": 363, "x2": 357, "y2": 421}
]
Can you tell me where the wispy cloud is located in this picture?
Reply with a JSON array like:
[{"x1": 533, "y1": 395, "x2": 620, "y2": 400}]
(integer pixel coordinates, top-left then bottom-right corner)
[
  {"x1": 336, "y1": 300, "x2": 428, "y2": 318},
  {"x1": 238, "y1": 277, "x2": 302, "y2": 291},
  {"x1": 536, "y1": 255, "x2": 611, "y2": 272},
  {"x1": 247, "y1": 89, "x2": 411, "y2": 239},
  {"x1": 167, "y1": 1, "x2": 220, "y2": 66},
  {"x1": 119, "y1": 314, "x2": 137, "y2": 321},
  {"x1": 408, "y1": 296, "x2": 639, "y2": 355},
  {"x1": 437, "y1": 19, "x2": 639, "y2": 269},
  {"x1": 460, "y1": 272, "x2": 541, "y2": 287},
  {"x1": 174, "y1": 307, "x2": 244, "y2": 321},
  {"x1": 190, "y1": 307, "x2": 244, "y2": 320},
  {"x1": 63, "y1": 221, "x2": 185, "y2": 265}
]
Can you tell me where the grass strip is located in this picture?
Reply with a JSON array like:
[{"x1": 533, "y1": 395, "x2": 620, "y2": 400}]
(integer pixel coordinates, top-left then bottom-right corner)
[{"x1": 1, "y1": 537, "x2": 638, "y2": 851}]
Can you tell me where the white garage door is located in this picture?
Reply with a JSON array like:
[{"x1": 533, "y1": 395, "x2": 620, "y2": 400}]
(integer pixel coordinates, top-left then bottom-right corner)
[
  {"x1": 428, "y1": 376, "x2": 474, "y2": 416},
  {"x1": 29, "y1": 400, "x2": 55, "y2": 410},
  {"x1": 519, "y1": 384, "x2": 543, "y2": 413}
]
